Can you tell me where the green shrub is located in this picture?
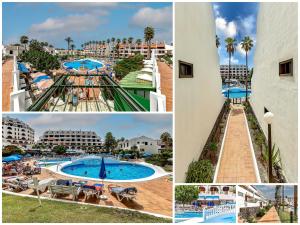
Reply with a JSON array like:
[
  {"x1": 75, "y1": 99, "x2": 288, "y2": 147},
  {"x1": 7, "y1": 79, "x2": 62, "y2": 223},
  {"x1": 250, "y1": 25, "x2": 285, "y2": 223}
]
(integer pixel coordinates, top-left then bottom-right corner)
[
  {"x1": 114, "y1": 54, "x2": 144, "y2": 79},
  {"x1": 256, "y1": 208, "x2": 266, "y2": 217},
  {"x1": 2, "y1": 145, "x2": 25, "y2": 156},
  {"x1": 185, "y1": 160, "x2": 213, "y2": 183}
]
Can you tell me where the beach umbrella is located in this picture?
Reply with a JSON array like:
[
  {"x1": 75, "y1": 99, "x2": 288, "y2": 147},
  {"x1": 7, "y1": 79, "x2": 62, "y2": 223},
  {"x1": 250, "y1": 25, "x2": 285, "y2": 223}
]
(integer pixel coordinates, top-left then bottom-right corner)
[{"x1": 99, "y1": 157, "x2": 107, "y2": 183}]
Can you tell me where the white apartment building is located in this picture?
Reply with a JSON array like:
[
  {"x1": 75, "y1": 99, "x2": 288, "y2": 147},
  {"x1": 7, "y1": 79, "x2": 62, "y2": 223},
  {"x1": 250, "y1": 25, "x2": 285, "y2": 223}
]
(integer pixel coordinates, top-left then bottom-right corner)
[
  {"x1": 117, "y1": 136, "x2": 159, "y2": 154},
  {"x1": 175, "y1": 2, "x2": 225, "y2": 182},
  {"x1": 83, "y1": 42, "x2": 173, "y2": 58},
  {"x1": 250, "y1": 2, "x2": 298, "y2": 182},
  {"x1": 220, "y1": 65, "x2": 248, "y2": 81},
  {"x1": 198, "y1": 185, "x2": 236, "y2": 201},
  {"x1": 2, "y1": 45, "x2": 25, "y2": 57},
  {"x1": 2, "y1": 116, "x2": 35, "y2": 148},
  {"x1": 237, "y1": 185, "x2": 268, "y2": 212},
  {"x1": 38, "y1": 130, "x2": 101, "y2": 150}
]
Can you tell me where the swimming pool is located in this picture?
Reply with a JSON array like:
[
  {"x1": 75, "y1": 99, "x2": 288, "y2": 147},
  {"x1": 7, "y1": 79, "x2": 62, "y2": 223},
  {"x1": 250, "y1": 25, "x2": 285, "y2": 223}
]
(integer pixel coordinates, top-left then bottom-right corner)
[
  {"x1": 175, "y1": 211, "x2": 203, "y2": 218},
  {"x1": 205, "y1": 213, "x2": 236, "y2": 223},
  {"x1": 63, "y1": 59, "x2": 103, "y2": 71},
  {"x1": 60, "y1": 158, "x2": 155, "y2": 180},
  {"x1": 38, "y1": 158, "x2": 72, "y2": 167},
  {"x1": 222, "y1": 87, "x2": 251, "y2": 98}
]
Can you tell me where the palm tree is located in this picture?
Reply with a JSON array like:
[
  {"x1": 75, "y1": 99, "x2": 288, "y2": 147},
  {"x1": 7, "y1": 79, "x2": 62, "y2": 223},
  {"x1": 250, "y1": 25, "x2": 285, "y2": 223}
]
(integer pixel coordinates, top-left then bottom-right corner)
[
  {"x1": 65, "y1": 37, "x2": 73, "y2": 54},
  {"x1": 225, "y1": 37, "x2": 237, "y2": 99},
  {"x1": 144, "y1": 26, "x2": 155, "y2": 59},
  {"x1": 70, "y1": 44, "x2": 75, "y2": 50},
  {"x1": 216, "y1": 35, "x2": 220, "y2": 48},
  {"x1": 116, "y1": 38, "x2": 121, "y2": 58},
  {"x1": 20, "y1": 35, "x2": 29, "y2": 51},
  {"x1": 241, "y1": 36, "x2": 254, "y2": 102},
  {"x1": 128, "y1": 37, "x2": 134, "y2": 55},
  {"x1": 294, "y1": 185, "x2": 298, "y2": 218}
]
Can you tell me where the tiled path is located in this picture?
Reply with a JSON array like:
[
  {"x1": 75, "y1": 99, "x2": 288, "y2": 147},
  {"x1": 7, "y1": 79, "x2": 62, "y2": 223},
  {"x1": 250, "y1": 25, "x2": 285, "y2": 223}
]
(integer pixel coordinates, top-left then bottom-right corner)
[
  {"x1": 215, "y1": 106, "x2": 258, "y2": 183},
  {"x1": 2, "y1": 59, "x2": 13, "y2": 111},
  {"x1": 157, "y1": 61, "x2": 173, "y2": 112},
  {"x1": 258, "y1": 206, "x2": 281, "y2": 223}
]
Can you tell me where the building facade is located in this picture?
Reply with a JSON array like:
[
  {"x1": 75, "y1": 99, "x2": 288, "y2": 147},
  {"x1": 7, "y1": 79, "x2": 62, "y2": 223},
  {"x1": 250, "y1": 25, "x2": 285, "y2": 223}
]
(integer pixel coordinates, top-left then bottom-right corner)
[
  {"x1": 220, "y1": 65, "x2": 248, "y2": 82},
  {"x1": 250, "y1": 2, "x2": 298, "y2": 182},
  {"x1": 38, "y1": 130, "x2": 101, "y2": 150},
  {"x1": 117, "y1": 136, "x2": 160, "y2": 154},
  {"x1": 175, "y1": 2, "x2": 225, "y2": 182},
  {"x1": 2, "y1": 116, "x2": 35, "y2": 148}
]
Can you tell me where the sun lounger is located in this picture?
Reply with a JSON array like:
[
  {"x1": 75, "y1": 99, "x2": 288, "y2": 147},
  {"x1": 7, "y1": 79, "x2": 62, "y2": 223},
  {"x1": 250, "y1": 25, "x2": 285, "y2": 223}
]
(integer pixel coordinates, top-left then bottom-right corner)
[
  {"x1": 108, "y1": 185, "x2": 137, "y2": 202},
  {"x1": 28, "y1": 178, "x2": 55, "y2": 193},
  {"x1": 49, "y1": 184, "x2": 81, "y2": 201},
  {"x1": 82, "y1": 184, "x2": 104, "y2": 200}
]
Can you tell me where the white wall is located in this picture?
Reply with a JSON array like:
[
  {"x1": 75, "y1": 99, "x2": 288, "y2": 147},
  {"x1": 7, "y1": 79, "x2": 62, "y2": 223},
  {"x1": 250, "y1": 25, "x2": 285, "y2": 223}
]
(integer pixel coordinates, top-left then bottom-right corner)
[
  {"x1": 175, "y1": 2, "x2": 225, "y2": 182},
  {"x1": 250, "y1": 3, "x2": 298, "y2": 182}
]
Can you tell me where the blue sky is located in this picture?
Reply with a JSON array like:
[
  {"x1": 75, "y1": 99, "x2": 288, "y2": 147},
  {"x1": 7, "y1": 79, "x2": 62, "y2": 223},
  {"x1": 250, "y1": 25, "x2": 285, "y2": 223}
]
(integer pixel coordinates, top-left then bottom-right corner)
[
  {"x1": 3, "y1": 2, "x2": 172, "y2": 49},
  {"x1": 3, "y1": 114, "x2": 172, "y2": 141},
  {"x1": 213, "y1": 2, "x2": 258, "y2": 68},
  {"x1": 254, "y1": 185, "x2": 295, "y2": 200}
]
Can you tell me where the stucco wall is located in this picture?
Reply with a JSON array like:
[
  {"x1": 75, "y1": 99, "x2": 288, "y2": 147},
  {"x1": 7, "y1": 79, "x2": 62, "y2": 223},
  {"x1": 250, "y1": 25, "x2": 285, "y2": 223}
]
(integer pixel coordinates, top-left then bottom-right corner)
[
  {"x1": 175, "y1": 2, "x2": 225, "y2": 182},
  {"x1": 250, "y1": 3, "x2": 298, "y2": 182}
]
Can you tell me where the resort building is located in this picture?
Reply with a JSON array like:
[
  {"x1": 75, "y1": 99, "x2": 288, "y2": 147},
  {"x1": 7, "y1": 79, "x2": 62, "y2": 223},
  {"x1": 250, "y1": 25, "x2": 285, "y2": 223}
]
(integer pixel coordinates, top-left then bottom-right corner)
[
  {"x1": 237, "y1": 185, "x2": 268, "y2": 218},
  {"x1": 83, "y1": 41, "x2": 173, "y2": 58},
  {"x1": 37, "y1": 130, "x2": 101, "y2": 150},
  {"x1": 117, "y1": 136, "x2": 160, "y2": 154},
  {"x1": 198, "y1": 185, "x2": 236, "y2": 200},
  {"x1": 250, "y1": 2, "x2": 298, "y2": 182},
  {"x1": 220, "y1": 65, "x2": 248, "y2": 82},
  {"x1": 2, "y1": 44, "x2": 25, "y2": 57},
  {"x1": 175, "y1": 2, "x2": 225, "y2": 182},
  {"x1": 2, "y1": 116, "x2": 35, "y2": 148}
]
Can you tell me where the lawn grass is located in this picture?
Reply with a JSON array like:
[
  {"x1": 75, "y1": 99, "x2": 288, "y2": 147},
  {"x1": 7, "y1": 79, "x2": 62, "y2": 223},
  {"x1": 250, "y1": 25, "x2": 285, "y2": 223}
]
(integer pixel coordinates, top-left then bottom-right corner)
[
  {"x1": 2, "y1": 193, "x2": 171, "y2": 223},
  {"x1": 278, "y1": 208, "x2": 297, "y2": 223}
]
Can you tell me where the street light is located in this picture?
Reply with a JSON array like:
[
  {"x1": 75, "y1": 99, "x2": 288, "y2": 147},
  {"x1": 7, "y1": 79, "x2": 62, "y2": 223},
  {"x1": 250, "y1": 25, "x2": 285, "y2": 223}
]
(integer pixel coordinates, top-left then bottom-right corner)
[{"x1": 263, "y1": 112, "x2": 274, "y2": 183}]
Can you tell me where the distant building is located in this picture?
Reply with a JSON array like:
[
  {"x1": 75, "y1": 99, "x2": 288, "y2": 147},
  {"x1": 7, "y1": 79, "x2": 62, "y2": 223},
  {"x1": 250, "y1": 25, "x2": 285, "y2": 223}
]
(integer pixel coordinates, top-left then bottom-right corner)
[
  {"x1": 2, "y1": 116, "x2": 35, "y2": 148},
  {"x1": 117, "y1": 136, "x2": 160, "y2": 154},
  {"x1": 220, "y1": 65, "x2": 248, "y2": 82},
  {"x1": 38, "y1": 130, "x2": 101, "y2": 151},
  {"x1": 2, "y1": 45, "x2": 25, "y2": 57}
]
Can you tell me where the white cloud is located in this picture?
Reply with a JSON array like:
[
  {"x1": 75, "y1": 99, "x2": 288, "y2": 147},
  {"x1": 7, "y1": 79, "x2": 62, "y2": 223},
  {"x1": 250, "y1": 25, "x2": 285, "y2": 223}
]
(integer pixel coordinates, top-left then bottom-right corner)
[
  {"x1": 236, "y1": 43, "x2": 246, "y2": 56},
  {"x1": 240, "y1": 15, "x2": 255, "y2": 35},
  {"x1": 29, "y1": 14, "x2": 103, "y2": 40},
  {"x1": 213, "y1": 4, "x2": 220, "y2": 16},
  {"x1": 58, "y1": 2, "x2": 118, "y2": 15},
  {"x1": 222, "y1": 57, "x2": 239, "y2": 65},
  {"x1": 130, "y1": 6, "x2": 172, "y2": 42},
  {"x1": 215, "y1": 17, "x2": 237, "y2": 38}
]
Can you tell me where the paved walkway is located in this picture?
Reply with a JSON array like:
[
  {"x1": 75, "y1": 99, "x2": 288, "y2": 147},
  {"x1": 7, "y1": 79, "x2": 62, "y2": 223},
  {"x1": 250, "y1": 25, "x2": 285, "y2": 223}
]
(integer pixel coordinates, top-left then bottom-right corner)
[
  {"x1": 2, "y1": 59, "x2": 13, "y2": 111},
  {"x1": 259, "y1": 206, "x2": 281, "y2": 223},
  {"x1": 215, "y1": 106, "x2": 258, "y2": 183},
  {"x1": 157, "y1": 61, "x2": 173, "y2": 112}
]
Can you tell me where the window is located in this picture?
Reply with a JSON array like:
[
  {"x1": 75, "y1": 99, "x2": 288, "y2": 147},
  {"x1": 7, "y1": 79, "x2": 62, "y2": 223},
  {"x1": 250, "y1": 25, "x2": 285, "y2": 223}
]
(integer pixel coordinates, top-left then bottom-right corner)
[
  {"x1": 264, "y1": 107, "x2": 269, "y2": 114},
  {"x1": 179, "y1": 60, "x2": 193, "y2": 78},
  {"x1": 279, "y1": 59, "x2": 293, "y2": 76},
  {"x1": 145, "y1": 142, "x2": 148, "y2": 145}
]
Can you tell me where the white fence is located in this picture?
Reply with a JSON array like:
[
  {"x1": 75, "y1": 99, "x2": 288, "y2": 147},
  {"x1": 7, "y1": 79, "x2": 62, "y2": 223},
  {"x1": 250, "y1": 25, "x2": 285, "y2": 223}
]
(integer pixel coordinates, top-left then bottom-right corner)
[
  {"x1": 204, "y1": 204, "x2": 236, "y2": 220},
  {"x1": 149, "y1": 50, "x2": 166, "y2": 112}
]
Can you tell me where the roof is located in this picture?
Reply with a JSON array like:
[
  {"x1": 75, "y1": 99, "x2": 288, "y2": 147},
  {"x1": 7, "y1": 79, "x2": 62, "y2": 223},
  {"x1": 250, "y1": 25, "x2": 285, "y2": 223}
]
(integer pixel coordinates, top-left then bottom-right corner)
[{"x1": 119, "y1": 71, "x2": 154, "y2": 89}]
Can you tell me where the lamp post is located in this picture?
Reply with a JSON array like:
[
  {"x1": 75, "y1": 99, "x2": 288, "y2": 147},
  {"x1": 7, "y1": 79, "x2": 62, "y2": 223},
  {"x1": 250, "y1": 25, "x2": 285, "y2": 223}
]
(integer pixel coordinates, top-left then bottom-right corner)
[{"x1": 263, "y1": 112, "x2": 274, "y2": 183}]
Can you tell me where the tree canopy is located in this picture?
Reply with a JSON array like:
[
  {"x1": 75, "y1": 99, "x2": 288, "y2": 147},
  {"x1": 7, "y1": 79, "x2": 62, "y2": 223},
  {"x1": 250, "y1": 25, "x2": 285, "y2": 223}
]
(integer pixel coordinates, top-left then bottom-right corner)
[
  {"x1": 104, "y1": 132, "x2": 117, "y2": 151},
  {"x1": 175, "y1": 185, "x2": 199, "y2": 206}
]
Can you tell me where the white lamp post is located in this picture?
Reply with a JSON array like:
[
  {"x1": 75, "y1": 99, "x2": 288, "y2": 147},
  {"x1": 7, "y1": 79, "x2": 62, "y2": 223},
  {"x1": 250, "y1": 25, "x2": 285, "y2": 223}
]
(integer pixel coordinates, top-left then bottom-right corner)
[{"x1": 263, "y1": 112, "x2": 274, "y2": 182}]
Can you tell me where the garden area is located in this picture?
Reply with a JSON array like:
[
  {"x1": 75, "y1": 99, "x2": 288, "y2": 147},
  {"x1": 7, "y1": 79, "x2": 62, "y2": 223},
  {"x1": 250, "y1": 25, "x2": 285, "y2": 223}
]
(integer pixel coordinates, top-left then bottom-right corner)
[
  {"x1": 2, "y1": 193, "x2": 171, "y2": 223},
  {"x1": 243, "y1": 101, "x2": 286, "y2": 183},
  {"x1": 185, "y1": 100, "x2": 231, "y2": 183}
]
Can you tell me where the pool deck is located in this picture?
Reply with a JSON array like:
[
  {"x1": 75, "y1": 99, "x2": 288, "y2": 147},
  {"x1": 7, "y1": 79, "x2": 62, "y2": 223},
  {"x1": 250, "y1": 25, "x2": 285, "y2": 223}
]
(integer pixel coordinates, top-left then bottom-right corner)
[
  {"x1": 2, "y1": 59, "x2": 13, "y2": 111},
  {"x1": 258, "y1": 206, "x2": 281, "y2": 223},
  {"x1": 7, "y1": 167, "x2": 172, "y2": 217},
  {"x1": 215, "y1": 105, "x2": 259, "y2": 183}
]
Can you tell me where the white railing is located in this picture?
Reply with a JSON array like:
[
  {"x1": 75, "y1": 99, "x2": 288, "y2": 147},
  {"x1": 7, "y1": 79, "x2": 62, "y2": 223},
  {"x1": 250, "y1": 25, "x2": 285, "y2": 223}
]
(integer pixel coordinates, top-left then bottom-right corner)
[
  {"x1": 204, "y1": 204, "x2": 236, "y2": 220},
  {"x1": 149, "y1": 50, "x2": 166, "y2": 112}
]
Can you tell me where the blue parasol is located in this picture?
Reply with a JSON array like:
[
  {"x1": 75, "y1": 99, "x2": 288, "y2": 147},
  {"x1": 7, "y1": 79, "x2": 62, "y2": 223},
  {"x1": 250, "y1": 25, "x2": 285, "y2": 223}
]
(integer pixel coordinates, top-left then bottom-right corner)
[{"x1": 99, "y1": 157, "x2": 107, "y2": 181}]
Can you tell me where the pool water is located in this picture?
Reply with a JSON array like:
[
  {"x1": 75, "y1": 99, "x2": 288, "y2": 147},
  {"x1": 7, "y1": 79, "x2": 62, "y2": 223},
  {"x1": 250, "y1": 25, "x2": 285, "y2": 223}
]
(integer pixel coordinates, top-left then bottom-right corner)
[
  {"x1": 64, "y1": 59, "x2": 103, "y2": 71},
  {"x1": 175, "y1": 211, "x2": 203, "y2": 218},
  {"x1": 61, "y1": 162, "x2": 155, "y2": 180},
  {"x1": 222, "y1": 87, "x2": 251, "y2": 98},
  {"x1": 205, "y1": 213, "x2": 236, "y2": 223}
]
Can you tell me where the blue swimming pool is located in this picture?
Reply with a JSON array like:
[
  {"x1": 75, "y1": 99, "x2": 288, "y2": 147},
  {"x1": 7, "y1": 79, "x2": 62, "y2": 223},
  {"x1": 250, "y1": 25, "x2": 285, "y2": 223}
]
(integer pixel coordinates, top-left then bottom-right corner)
[
  {"x1": 222, "y1": 87, "x2": 251, "y2": 98},
  {"x1": 61, "y1": 158, "x2": 155, "y2": 180},
  {"x1": 63, "y1": 59, "x2": 103, "y2": 71},
  {"x1": 205, "y1": 213, "x2": 236, "y2": 223},
  {"x1": 175, "y1": 211, "x2": 203, "y2": 218}
]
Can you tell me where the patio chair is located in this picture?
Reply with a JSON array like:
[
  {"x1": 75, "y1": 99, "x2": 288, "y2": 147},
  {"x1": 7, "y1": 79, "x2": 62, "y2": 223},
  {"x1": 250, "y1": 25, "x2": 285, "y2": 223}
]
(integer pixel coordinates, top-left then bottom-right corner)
[
  {"x1": 108, "y1": 185, "x2": 137, "y2": 202},
  {"x1": 49, "y1": 184, "x2": 81, "y2": 201},
  {"x1": 28, "y1": 178, "x2": 55, "y2": 193}
]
